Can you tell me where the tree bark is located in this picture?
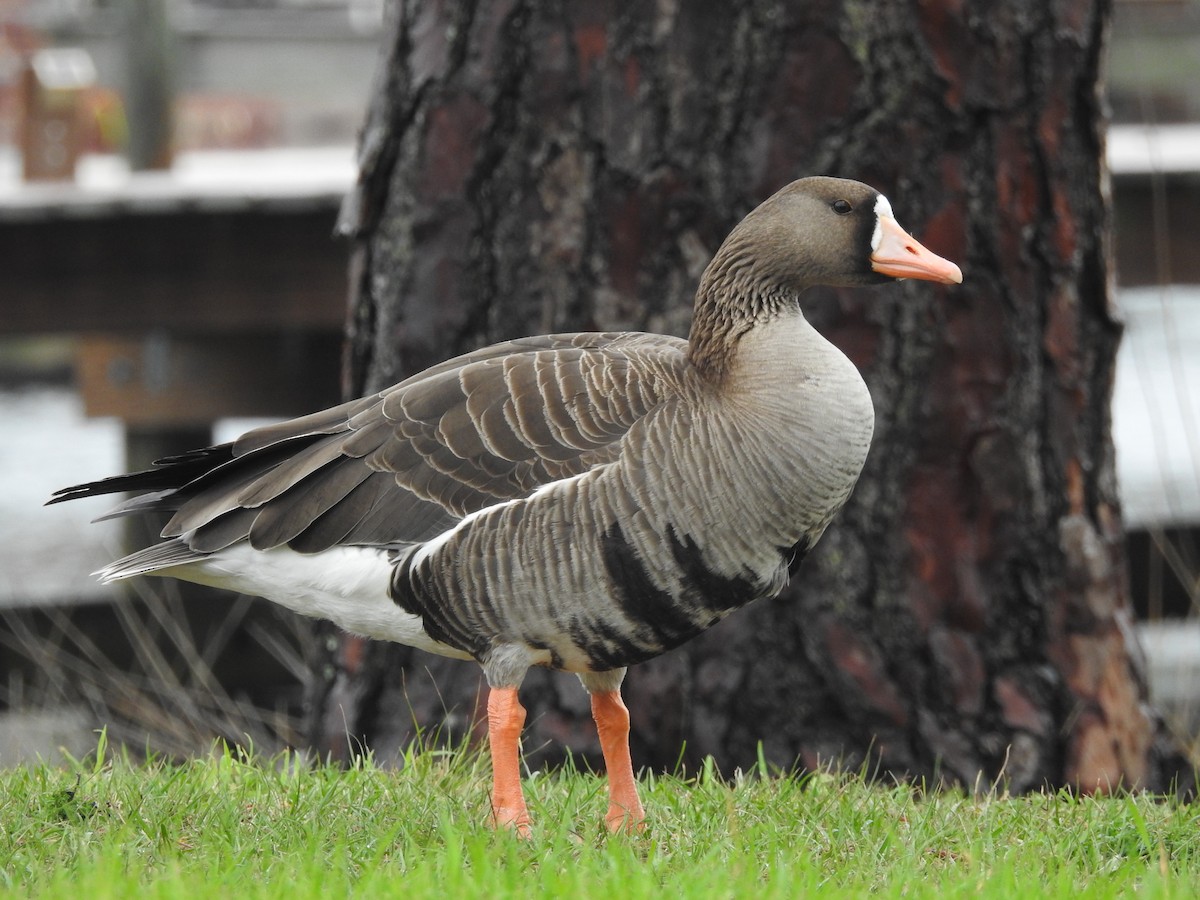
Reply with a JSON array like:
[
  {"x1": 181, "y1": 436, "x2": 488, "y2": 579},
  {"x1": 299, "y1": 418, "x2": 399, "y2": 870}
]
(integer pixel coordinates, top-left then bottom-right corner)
[{"x1": 310, "y1": 0, "x2": 1191, "y2": 793}]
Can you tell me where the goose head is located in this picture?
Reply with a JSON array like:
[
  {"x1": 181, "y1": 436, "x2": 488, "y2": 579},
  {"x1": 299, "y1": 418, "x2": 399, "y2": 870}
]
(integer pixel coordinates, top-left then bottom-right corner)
[
  {"x1": 688, "y1": 176, "x2": 962, "y2": 375},
  {"x1": 707, "y1": 176, "x2": 962, "y2": 292}
]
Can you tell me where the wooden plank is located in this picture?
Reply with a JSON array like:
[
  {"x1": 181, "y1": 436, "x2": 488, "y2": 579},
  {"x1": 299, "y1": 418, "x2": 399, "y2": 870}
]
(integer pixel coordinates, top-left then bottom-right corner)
[
  {"x1": 76, "y1": 332, "x2": 343, "y2": 425},
  {"x1": 1, "y1": 207, "x2": 348, "y2": 334}
]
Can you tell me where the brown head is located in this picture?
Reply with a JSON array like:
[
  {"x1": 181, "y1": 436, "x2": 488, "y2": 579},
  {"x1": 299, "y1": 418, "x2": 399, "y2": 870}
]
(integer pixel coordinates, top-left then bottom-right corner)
[{"x1": 687, "y1": 176, "x2": 962, "y2": 375}]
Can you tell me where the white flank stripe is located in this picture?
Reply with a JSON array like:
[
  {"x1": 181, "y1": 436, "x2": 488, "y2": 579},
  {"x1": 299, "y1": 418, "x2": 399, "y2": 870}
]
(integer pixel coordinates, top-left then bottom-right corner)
[
  {"x1": 409, "y1": 467, "x2": 598, "y2": 567},
  {"x1": 409, "y1": 503, "x2": 497, "y2": 567}
]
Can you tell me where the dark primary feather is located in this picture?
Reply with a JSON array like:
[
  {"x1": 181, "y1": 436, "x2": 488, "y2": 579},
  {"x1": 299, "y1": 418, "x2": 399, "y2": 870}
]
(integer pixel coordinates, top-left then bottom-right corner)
[{"x1": 46, "y1": 444, "x2": 236, "y2": 507}]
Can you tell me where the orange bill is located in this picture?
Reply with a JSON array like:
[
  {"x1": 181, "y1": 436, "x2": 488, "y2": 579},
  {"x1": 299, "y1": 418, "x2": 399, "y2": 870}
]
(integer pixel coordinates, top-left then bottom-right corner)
[{"x1": 870, "y1": 214, "x2": 963, "y2": 284}]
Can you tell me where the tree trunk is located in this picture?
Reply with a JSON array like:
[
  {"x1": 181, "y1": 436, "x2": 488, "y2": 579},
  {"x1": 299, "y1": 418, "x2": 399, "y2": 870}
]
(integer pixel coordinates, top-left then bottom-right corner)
[{"x1": 310, "y1": 0, "x2": 1191, "y2": 793}]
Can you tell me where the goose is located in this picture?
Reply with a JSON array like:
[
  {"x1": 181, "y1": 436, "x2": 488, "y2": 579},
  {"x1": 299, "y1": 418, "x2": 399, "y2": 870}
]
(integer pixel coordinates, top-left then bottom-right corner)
[{"x1": 49, "y1": 176, "x2": 962, "y2": 835}]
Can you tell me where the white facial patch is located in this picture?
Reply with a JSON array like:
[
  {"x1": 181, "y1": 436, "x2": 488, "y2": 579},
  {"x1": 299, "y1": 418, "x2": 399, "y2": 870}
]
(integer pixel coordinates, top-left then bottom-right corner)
[{"x1": 871, "y1": 193, "x2": 895, "y2": 251}]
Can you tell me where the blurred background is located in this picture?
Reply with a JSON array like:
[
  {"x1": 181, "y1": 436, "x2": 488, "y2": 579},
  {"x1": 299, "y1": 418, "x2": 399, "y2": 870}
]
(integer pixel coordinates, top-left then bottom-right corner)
[{"x1": 1, "y1": 0, "x2": 1198, "y2": 764}]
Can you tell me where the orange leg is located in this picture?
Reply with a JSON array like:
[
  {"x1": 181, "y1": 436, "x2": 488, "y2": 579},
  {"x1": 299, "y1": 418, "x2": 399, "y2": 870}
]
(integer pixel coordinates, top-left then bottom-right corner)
[
  {"x1": 487, "y1": 686, "x2": 531, "y2": 837},
  {"x1": 591, "y1": 689, "x2": 645, "y2": 833}
]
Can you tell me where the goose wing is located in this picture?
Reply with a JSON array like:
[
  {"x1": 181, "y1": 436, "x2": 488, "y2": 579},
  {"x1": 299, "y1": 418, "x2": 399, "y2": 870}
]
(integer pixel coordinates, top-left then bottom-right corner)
[{"x1": 63, "y1": 332, "x2": 689, "y2": 557}]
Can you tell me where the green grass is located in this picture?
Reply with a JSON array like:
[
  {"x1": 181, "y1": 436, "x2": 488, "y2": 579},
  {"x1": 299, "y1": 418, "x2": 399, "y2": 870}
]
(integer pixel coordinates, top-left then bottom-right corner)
[{"x1": 2, "y1": 733, "x2": 1198, "y2": 898}]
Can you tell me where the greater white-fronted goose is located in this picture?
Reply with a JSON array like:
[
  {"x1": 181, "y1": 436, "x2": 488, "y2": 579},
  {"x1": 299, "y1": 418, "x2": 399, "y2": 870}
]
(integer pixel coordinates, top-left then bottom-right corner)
[{"x1": 50, "y1": 176, "x2": 962, "y2": 835}]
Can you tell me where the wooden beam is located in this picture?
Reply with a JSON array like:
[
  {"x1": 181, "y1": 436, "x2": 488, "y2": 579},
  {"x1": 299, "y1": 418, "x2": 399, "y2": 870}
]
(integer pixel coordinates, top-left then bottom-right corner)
[
  {"x1": 76, "y1": 331, "x2": 343, "y2": 425},
  {"x1": 1, "y1": 207, "x2": 348, "y2": 334}
]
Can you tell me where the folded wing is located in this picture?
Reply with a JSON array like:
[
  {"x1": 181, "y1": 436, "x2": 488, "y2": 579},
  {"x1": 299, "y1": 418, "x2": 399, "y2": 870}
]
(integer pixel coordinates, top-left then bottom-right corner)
[{"x1": 51, "y1": 332, "x2": 689, "y2": 563}]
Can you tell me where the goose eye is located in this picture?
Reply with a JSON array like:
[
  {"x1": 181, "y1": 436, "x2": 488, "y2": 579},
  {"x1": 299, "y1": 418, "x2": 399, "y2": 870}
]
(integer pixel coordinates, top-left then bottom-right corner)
[{"x1": 831, "y1": 199, "x2": 853, "y2": 215}]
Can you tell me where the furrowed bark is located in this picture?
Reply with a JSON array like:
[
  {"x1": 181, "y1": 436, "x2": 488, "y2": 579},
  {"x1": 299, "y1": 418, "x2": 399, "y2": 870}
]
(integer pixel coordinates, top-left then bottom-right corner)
[{"x1": 308, "y1": 0, "x2": 1192, "y2": 794}]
